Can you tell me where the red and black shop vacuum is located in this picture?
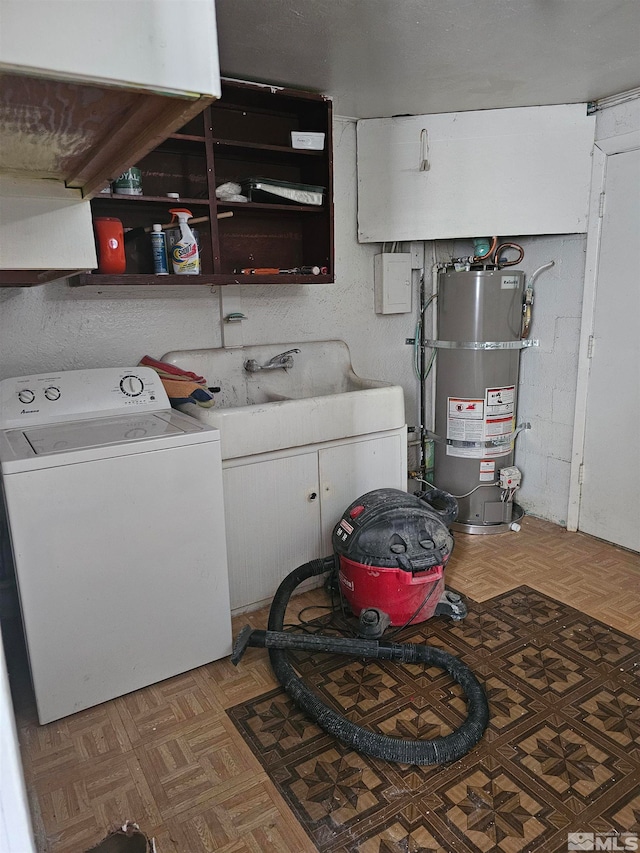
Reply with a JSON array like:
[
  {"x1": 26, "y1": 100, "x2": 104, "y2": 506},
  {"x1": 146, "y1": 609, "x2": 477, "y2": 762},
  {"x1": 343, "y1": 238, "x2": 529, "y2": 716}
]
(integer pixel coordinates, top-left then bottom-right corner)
[{"x1": 232, "y1": 488, "x2": 489, "y2": 765}]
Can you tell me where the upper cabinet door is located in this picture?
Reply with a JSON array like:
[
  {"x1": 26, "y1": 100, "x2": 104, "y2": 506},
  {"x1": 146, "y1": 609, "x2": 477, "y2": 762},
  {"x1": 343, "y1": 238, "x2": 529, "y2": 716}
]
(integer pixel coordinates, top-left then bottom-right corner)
[
  {"x1": 0, "y1": 0, "x2": 220, "y2": 98},
  {"x1": 356, "y1": 104, "x2": 595, "y2": 242},
  {"x1": 0, "y1": 0, "x2": 220, "y2": 197}
]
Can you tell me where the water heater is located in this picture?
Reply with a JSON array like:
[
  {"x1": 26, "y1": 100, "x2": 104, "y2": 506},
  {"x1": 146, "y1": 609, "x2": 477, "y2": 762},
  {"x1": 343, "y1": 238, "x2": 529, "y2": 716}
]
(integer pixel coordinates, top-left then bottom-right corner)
[{"x1": 432, "y1": 269, "x2": 527, "y2": 533}]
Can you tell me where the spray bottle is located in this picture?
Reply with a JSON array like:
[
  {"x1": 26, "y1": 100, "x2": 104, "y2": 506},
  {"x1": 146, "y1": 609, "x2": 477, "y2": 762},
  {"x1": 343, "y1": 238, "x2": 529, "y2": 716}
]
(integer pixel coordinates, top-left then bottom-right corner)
[{"x1": 168, "y1": 208, "x2": 200, "y2": 275}]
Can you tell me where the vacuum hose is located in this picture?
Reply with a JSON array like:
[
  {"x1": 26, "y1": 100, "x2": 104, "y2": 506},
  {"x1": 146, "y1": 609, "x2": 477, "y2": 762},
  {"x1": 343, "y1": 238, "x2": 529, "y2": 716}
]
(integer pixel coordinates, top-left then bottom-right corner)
[{"x1": 262, "y1": 556, "x2": 489, "y2": 765}]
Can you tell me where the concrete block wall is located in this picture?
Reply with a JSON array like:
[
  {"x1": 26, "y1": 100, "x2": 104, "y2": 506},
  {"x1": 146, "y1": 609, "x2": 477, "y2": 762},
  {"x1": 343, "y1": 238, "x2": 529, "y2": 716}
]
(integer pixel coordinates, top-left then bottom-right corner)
[{"x1": 512, "y1": 234, "x2": 587, "y2": 525}]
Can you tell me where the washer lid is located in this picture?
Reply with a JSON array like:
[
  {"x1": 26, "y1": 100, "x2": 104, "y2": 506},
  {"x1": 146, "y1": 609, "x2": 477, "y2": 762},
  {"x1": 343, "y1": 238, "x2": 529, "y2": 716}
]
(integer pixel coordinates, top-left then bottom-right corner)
[
  {"x1": 22, "y1": 413, "x2": 186, "y2": 455},
  {"x1": 0, "y1": 410, "x2": 219, "y2": 473}
]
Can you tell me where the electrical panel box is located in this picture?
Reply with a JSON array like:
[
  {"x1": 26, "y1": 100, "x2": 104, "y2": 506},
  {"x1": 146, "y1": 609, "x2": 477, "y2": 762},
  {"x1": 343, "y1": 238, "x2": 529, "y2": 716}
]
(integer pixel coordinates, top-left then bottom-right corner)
[{"x1": 374, "y1": 253, "x2": 412, "y2": 314}]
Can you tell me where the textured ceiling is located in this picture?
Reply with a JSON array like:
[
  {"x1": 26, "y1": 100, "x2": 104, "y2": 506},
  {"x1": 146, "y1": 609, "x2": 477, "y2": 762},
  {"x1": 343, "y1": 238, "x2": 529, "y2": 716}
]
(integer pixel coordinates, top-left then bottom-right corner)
[{"x1": 215, "y1": 0, "x2": 640, "y2": 117}]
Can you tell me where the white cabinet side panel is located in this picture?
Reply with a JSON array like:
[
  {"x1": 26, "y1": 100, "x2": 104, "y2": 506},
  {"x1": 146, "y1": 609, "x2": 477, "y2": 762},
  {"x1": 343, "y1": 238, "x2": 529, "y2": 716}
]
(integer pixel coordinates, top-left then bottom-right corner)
[
  {"x1": 0, "y1": 0, "x2": 220, "y2": 98},
  {"x1": 223, "y1": 453, "x2": 321, "y2": 611},
  {"x1": 0, "y1": 178, "x2": 96, "y2": 269},
  {"x1": 357, "y1": 104, "x2": 595, "y2": 242}
]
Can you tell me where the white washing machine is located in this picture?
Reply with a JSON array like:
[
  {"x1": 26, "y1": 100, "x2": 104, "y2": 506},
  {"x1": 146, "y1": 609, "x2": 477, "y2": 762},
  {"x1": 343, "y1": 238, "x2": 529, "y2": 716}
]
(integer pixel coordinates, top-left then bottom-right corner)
[{"x1": 0, "y1": 367, "x2": 231, "y2": 724}]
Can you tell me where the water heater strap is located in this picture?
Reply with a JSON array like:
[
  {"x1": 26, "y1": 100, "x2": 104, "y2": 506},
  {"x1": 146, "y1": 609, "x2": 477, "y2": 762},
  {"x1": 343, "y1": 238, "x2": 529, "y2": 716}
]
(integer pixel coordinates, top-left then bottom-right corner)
[
  {"x1": 423, "y1": 339, "x2": 539, "y2": 350},
  {"x1": 426, "y1": 422, "x2": 531, "y2": 447}
]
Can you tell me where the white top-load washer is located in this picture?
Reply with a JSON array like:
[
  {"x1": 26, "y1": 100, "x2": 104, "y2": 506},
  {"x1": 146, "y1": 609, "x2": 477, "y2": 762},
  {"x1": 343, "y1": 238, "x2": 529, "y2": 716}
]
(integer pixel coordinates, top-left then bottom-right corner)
[{"x1": 0, "y1": 367, "x2": 231, "y2": 724}]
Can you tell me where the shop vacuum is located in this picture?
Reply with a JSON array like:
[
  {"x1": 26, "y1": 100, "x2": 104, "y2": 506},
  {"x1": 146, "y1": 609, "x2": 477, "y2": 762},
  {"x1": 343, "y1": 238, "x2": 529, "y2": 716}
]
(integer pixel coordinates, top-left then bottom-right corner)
[{"x1": 232, "y1": 488, "x2": 489, "y2": 765}]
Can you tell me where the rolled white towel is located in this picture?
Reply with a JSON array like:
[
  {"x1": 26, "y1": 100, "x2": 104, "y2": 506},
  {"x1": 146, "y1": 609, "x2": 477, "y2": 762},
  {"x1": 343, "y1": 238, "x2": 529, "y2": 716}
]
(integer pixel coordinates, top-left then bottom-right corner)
[{"x1": 216, "y1": 181, "x2": 242, "y2": 199}]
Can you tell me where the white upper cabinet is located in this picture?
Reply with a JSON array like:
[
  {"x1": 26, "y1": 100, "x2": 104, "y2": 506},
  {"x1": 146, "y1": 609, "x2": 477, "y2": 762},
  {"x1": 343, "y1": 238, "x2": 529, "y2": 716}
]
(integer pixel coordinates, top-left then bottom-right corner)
[
  {"x1": 0, "y1": 0, "x2": 220, "y2": 197},
  {"x1": 0, "y1": 0, "x2": 220, "y2": 280},
  {"x1": 0, "y1": 0, "x2": 220, "y2": 98},
  {"x1": 357, "y1": 104, "x2": 595, "y2": 242}
]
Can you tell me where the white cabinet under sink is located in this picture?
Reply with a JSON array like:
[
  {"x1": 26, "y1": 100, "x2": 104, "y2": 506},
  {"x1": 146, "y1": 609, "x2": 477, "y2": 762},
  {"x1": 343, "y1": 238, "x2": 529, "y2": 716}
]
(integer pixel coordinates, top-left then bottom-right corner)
[
  {"x1": 162, "y1": 342, "x2": 408, "y2": 611},
  {"x1": 223, "y1": 429, "x2": 407, "y2": 613}
]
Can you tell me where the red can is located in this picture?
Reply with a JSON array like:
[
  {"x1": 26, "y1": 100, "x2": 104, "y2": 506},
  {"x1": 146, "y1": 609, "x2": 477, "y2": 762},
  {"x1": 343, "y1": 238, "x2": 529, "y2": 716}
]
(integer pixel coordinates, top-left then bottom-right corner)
[{"x1": 93, "y1": 217, "x2": 126, "y2": 274}]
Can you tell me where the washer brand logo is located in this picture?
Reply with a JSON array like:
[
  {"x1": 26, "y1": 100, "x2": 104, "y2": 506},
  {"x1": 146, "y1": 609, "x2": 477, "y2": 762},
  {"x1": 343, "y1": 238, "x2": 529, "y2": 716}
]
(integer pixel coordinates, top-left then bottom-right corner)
[
  {"x1": 20, "y1": 408, "x2": 39, "y2": 414},
  {"x1": 567, "y1": 833, "x2": 639, "y2": 851}
]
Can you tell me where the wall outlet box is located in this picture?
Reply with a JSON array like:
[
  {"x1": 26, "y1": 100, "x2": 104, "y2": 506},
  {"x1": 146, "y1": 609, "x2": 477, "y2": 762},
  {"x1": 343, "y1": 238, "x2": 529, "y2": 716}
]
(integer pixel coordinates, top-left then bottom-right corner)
[{"x1": 374, "y1": 253, "x2": 412, "y2": 314}]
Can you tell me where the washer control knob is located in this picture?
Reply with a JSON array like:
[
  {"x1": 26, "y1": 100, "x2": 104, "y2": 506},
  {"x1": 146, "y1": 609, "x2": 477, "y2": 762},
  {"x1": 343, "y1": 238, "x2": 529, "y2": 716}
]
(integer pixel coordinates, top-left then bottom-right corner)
[
  {"x1": 44, "y1": 386, "x2": 61, "y2": 401},
  {"x1": 18, "y1": 389, "x2": 35, "y2": 404},
  {"x1": 120, "y1": 374, "x2": 145, "y2": 397}
]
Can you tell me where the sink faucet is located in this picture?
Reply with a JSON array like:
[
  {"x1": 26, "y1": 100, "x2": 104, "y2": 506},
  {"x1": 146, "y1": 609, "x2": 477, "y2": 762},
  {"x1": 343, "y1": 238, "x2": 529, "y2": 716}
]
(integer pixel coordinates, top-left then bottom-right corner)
[{"x1": 244, "y1": 348, "x2": 301, "y2": 372}]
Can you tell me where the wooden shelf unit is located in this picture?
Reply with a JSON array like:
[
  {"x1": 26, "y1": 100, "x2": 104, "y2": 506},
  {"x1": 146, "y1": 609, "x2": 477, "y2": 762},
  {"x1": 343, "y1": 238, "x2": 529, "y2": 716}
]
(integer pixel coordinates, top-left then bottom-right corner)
[{"x1": 73, "y1": 79, "x2": 334, "y2": 287}]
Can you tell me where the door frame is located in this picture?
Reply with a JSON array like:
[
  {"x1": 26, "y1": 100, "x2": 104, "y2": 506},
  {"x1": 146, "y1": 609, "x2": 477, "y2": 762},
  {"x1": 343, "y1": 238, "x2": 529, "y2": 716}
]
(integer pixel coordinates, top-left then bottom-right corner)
[{"x1": 567, "y1": 126, "x2": 640, "y2": 531}]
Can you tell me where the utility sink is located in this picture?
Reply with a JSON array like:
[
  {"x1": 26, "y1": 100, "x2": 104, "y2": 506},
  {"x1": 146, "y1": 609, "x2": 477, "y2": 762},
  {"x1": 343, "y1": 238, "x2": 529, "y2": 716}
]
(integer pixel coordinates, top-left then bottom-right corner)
[{"x1": 162, "y1": 340, "x2": 405, "y2": 459}]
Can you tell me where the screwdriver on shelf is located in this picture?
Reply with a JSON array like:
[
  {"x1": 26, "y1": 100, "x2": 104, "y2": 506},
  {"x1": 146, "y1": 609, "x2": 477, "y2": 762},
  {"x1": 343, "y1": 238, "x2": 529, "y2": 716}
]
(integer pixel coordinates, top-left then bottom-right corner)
[{"x1": 234, "y1": 266, "x2": 328, "y2": 275}]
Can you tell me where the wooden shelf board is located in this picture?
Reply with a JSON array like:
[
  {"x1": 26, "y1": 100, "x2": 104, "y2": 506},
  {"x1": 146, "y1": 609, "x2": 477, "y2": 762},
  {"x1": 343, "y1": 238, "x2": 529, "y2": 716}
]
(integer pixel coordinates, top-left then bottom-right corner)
[
  {"x1": 96, "y1": 194, "x2": 209, "y2": 205},
  {"x1": 215, "y1": 200, "x2": 325, "y2": 214},
  {"x1": 212, "y1": 139, "x2": 323, "y2": 156},
  {"x1": 69, "y1": 273, "x2": 333, "y2": 287},
  {"x1": 169, "y1": 133, "x2": 206, "y2": 143}
]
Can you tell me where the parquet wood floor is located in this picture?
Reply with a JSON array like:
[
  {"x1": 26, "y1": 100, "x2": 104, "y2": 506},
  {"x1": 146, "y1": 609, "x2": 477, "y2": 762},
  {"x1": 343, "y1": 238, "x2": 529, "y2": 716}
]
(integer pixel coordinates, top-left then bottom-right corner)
[{"x1": 10, "y1": 515, "x2": 640, "y2": 852}]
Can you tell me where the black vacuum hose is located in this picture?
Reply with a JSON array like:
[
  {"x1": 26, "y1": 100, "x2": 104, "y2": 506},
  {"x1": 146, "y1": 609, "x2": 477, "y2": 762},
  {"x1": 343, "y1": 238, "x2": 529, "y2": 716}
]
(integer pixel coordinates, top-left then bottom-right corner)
[{"x1": 267, "y1": 557, "x2": 489, "y2": 766}]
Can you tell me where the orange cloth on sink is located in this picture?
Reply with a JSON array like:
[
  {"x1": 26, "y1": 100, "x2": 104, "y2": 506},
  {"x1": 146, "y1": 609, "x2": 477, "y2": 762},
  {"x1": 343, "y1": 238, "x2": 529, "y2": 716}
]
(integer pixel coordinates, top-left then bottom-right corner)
[{"x1": 138, "y1": 355, "x2": 215, "y2": 408}]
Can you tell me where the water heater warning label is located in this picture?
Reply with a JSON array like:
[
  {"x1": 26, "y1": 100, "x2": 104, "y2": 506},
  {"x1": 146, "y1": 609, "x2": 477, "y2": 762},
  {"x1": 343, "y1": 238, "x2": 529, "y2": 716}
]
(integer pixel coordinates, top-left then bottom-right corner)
[
  {"x1": 486, "y1": 386, "x2": 515, "y2": 415},
  {"x1": 447, "y1": 398, "x2": 484, "y2": 442},
  {"x1": 479, "y1": 460, "x2": 495, "y2": 481},
  {"x1": 485, "y1": 385, "x2": 515, "y2": 457},
  {"x1": 447, "y1": 388, "x2": 515, "y2": 458}
]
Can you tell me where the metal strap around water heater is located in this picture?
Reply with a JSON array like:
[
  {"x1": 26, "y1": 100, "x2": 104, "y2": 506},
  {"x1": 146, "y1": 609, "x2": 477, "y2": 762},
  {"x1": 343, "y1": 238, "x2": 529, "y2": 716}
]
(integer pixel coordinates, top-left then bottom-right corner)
[
  {"x1": 423, "y1": 339, "x2": 539, "y2": 350},
  {"x1": 426, "y1": 422, "x2": 531, "y2": 447}
]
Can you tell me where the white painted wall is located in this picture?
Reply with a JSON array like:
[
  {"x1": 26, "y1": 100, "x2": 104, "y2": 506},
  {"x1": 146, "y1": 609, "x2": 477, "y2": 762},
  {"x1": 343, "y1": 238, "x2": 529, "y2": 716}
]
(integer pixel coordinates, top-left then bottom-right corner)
[
  {"x1": 594, "y1": 94, "x2": 640, "y2": 141},
  {"x1": 0, "y1": 114, "x2": 605, "y2": 527}
]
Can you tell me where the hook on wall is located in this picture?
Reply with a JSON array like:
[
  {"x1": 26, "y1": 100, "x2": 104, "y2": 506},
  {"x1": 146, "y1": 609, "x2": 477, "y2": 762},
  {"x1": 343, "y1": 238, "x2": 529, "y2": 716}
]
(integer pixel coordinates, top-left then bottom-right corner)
[{"x1": 419, "y1": 128, "x2": 430, "y2": 172}]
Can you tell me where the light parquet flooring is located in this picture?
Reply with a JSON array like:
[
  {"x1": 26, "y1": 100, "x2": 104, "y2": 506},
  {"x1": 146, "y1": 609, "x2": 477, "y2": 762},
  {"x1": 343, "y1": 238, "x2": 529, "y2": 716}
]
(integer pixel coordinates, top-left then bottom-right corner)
[{"x1": 10, "y1": 515, "x2": 640, "y2": 852}]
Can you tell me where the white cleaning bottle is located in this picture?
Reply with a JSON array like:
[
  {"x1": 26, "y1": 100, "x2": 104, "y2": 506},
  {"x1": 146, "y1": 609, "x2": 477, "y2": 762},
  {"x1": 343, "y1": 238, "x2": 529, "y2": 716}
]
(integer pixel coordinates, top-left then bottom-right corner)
[
  {"x1": 150, "y1": 224, "x2": 169, "y2": 275},
  {"x1": 168, "y1": 208, "x2": 200, "y2": 275}
]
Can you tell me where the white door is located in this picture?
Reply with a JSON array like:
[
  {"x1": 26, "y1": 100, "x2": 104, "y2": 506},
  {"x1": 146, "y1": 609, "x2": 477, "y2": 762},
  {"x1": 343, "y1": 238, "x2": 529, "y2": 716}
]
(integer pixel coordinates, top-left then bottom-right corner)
[{"x1": 578, "y1": 147, "x2": 640, "y2": 551}]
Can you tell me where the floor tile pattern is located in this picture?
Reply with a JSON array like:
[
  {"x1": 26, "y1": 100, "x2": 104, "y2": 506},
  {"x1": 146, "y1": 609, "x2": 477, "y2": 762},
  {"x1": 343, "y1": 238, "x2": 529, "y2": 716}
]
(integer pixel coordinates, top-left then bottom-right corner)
[
  {"x1": 228, "y1": 586, "x2": 640, "y2": 853},
  {"x1": 9, "y1": 515, "x2": 640, "y2": 851}
]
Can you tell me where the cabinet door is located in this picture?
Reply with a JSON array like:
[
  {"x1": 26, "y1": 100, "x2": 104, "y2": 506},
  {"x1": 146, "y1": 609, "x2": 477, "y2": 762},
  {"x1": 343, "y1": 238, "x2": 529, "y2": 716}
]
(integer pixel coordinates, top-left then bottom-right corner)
[
  {"x1": 357, "y1": 104, "x2": 594, "y2": 242},
  {"x1": 318, "y1": 434, "x2": 406, "y2": 550},
  {"x1": 0, "y1": 0, "x2": 220, "y2": 98},
  {"x1": 0, "y1": 177, "x2": 96, "y2": 272},
  {"x1": 223, "y1": 453, "x2": 321, "y2": 611}
]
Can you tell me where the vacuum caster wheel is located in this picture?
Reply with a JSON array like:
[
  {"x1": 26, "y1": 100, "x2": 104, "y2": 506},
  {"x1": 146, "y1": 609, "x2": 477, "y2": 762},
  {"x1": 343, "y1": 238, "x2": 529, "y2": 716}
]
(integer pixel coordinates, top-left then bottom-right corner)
[{"x1": 435, "y1": 590, "x2": 467, "y2": 621}]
